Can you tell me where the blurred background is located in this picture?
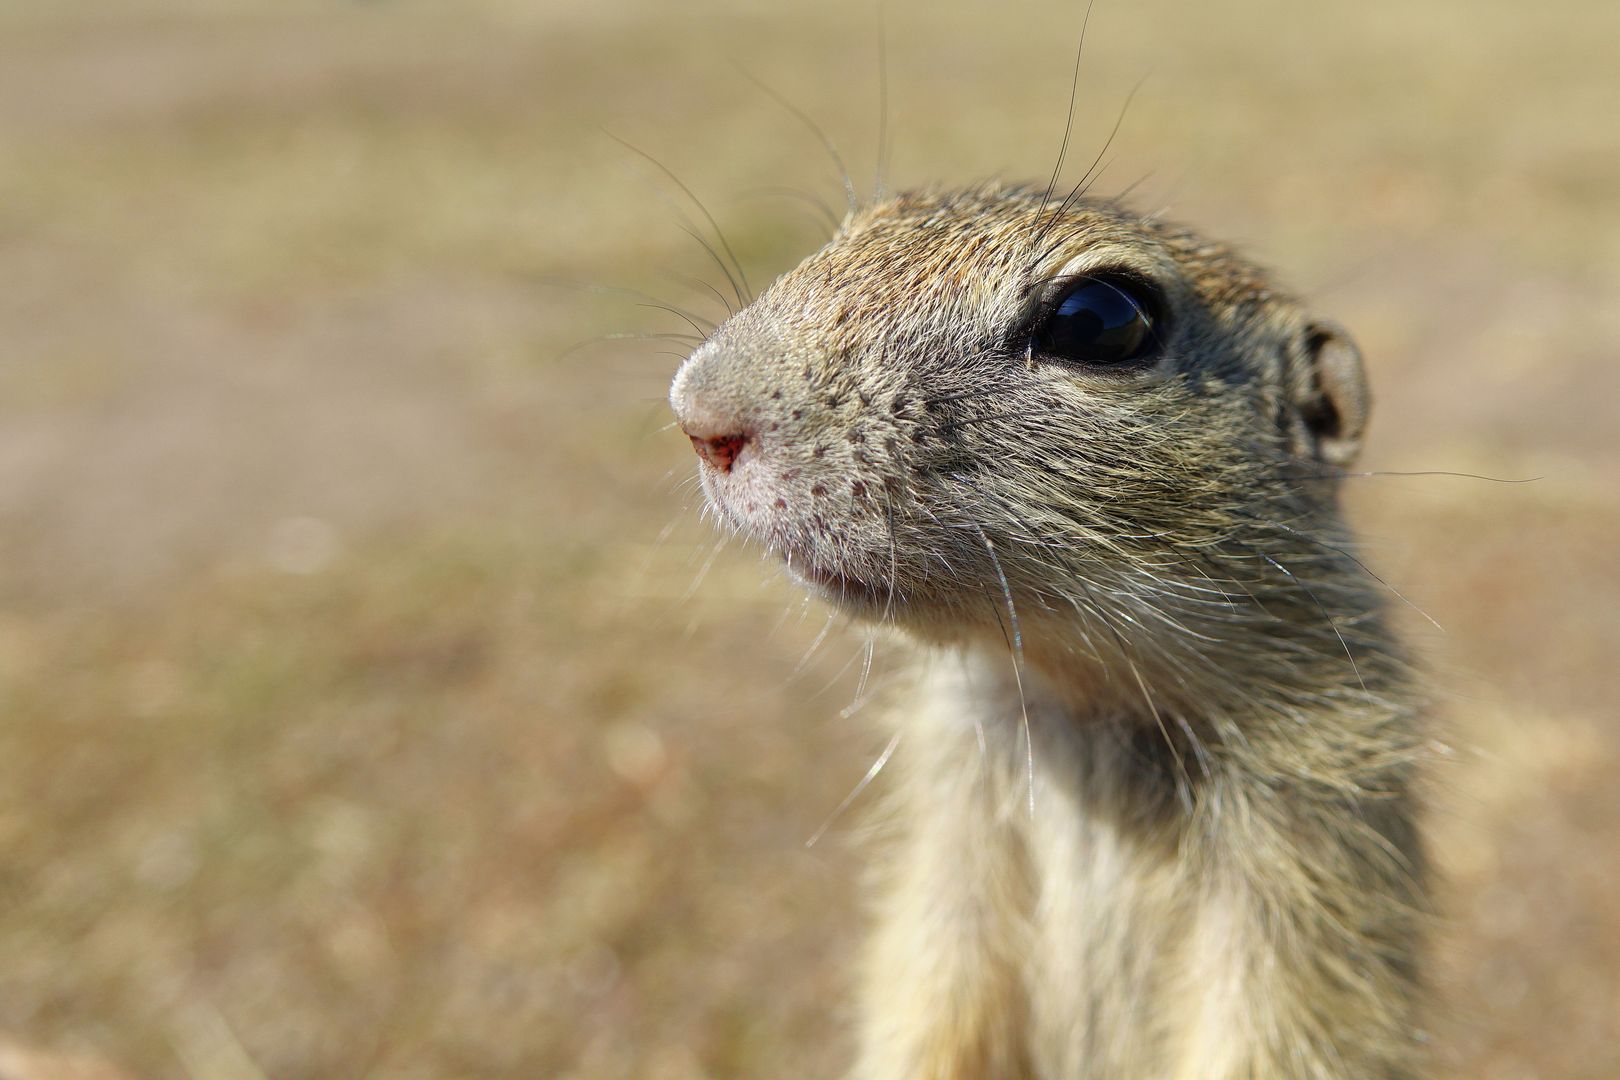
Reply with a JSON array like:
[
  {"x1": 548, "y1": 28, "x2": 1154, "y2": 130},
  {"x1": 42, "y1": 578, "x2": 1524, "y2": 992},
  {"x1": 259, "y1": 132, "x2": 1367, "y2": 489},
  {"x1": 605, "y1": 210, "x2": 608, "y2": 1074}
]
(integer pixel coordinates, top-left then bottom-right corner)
[{"x1": 1, "y1": 0, "x2": 1616, "y2": 1076}]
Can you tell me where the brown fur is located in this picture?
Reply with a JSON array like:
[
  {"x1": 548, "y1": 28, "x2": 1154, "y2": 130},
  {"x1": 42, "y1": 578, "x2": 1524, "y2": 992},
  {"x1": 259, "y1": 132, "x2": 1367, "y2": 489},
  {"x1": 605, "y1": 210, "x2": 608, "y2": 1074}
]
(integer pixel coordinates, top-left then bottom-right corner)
[{"x1": 671, "y1": 184, "x2": 1428, "y2": 1078}]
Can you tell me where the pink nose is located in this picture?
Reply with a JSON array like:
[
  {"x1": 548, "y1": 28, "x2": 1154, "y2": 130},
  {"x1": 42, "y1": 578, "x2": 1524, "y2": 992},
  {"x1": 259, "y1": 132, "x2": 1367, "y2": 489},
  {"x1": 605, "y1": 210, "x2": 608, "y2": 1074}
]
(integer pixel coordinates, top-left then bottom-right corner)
[{"x1": 687, "y1": 430, "x2": 751, "y2": 472}]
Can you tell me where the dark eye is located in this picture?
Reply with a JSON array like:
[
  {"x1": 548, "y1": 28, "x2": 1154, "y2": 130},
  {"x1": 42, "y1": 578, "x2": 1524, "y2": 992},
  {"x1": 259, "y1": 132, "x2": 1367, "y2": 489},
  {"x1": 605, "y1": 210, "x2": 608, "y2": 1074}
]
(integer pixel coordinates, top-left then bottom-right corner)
[{"x1": 1033, "y1": 276, "x2": 1159, "y2": 366}]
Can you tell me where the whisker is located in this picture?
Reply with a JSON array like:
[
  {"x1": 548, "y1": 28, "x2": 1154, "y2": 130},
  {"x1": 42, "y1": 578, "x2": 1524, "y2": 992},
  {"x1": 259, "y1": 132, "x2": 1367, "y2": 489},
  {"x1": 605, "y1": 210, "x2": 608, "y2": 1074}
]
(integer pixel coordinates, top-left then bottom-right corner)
[
  {"x1": 1317, "y1": 469, "x2": 1539, "y2": 484},
  {"x1": 680, "y1": 535, "x2": 731, "y2": 604},
  {"x1": 1248, "y1": 512, "x2": 1445, "y2": 633},
  {"x1": 1072, "y1": 70, "x2": 1148, "y2": 202},
  {"x1": 735, "y1": 62, "x2": 859, "y2": 216},
  {"x1": 552, "y1": 332, "x2": 702, "y2": 364},
  {"x1": 735, "y1": 185, "x2": 842, "y2": 235},
  {"x1": 662, "y1": 268, "x2": 736, "y2": 320},
  {"x1": 1254, "y1": 548, "x2": 1369, "y2": 698},
  {"x1": 1029, "y1": 75, "x2": 1149, "y2": 268},
  {"x1": 974, "y1": 525, "x2": 1036, "y2": 819},
  {"x1": 805, "y1": 730, "x2": 903, "y2": 848},
  {"x1": 810, "y1": 635, "x2": 881, "y2": 699},
  {"x1": 1077, "y1": 154, "x2": 1116, "y2": 201},
  {"x1": 532, "y1": 276, "x2": 718, "y2": 335},
  {"x1": 607, "y1": 188, "x2": 743, "y2": 316},
  {"x1": 605, "y1": 129, "x2": 753, "y2": 303},
  {"x1": 1036, "y1": 0, "x2": 1095, "y2": 230},
  {"x1": 881, "y1": 491, "x2": 902, "y2": 623},
  {"x1": 1068, "y1": 572, "x2": 1201, "y2": 804},
  {"x1": 676, "y1": 223, "x2": 749, "y2": 311},
  {"x1": 791, "y1": 608, "x2": 840, "y2": 678},
  {"x1": 634, "y1": 303, "x2": 713, "y2": 339},
  {"x1": 853, "y1": 636, "x2": 877, "y2": 706},
  {"x1": 1113, "y1": 166, "x2": 1158, "y2": 205}
]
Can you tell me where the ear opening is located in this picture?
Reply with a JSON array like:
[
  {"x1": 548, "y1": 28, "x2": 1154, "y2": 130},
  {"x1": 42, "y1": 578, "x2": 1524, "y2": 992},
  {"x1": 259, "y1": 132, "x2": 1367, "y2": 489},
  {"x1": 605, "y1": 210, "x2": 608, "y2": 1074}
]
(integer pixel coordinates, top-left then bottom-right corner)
[{"x1": 1294, "y1": 320, "x2": 1369, "y2": 467}]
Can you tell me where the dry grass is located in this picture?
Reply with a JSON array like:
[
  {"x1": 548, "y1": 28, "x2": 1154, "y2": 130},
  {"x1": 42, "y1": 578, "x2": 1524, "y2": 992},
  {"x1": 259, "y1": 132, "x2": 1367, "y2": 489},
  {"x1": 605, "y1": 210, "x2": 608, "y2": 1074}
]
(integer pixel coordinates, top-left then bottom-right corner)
[{"x1": 0, "y1": 1, "x2": 1616, "y2": 1076}]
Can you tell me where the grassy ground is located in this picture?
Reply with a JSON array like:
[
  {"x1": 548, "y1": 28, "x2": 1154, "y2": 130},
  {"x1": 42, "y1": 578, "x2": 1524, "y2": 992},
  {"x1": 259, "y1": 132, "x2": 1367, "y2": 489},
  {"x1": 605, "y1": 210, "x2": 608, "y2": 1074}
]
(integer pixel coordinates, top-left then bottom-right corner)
[{"x1": 1, "y1": 1, "x2": 1617, "y2": 1076}]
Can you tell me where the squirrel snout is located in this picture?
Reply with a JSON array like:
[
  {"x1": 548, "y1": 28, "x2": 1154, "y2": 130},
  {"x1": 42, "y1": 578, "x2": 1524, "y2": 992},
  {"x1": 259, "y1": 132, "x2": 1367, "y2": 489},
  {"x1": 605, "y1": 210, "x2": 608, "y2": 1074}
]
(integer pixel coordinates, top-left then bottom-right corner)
[{"x1": 670, "y1": 360, "x2": 756, "y2": 474}]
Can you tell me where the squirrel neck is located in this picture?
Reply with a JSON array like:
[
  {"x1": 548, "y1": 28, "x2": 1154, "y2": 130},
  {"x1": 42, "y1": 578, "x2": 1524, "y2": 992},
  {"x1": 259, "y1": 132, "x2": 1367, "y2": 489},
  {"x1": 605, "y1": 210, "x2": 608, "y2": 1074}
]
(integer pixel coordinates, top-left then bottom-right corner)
[{"x1": 921, "y1": 550, "x2": 1419, "y2": 798}]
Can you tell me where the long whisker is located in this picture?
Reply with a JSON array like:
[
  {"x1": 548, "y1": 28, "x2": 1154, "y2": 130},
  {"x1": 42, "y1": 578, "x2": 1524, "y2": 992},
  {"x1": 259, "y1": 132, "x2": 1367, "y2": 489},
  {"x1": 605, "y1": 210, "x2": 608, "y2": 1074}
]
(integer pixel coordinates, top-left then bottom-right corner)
[
  {"x1": 1036, "y1": 0, "x2": 1096, "y2": 222},
  {"x1": 1250, "y1": 513, "x2": 1445, "y2": 633},
  {"x1": 810, "y1": 635, "x2": 878, "y2": 699},
  {"x1": 1254, "y1": 548, "x2": 1369, "y2": 698},
  {"x1": 791, "y1": 608, "x2": 840, "y2": 678},
  {"x1": 552, "y1": 332, "x2": 704, "y2": 364},
  {"x1": 1072, "y1": 73, "x2": 1147, "y2": 199},
  {"x1": 1114, "y1": 166, "x2": 1158, "y2": 205},
  {"x1": 805, "y1": 730, "x2": 903, "y2": 848},
  {"x1": 735, "y1": 63, "x2": 859, "y2": 216},
  {"x1": 975, "y1": 525, "x2": 1036, "y2": 818},
  {"x1": 605, "y1": 130, "x2": 753, "y2": 303},
  {"x1": 662, "y1": 268, "x2": 736, "y2": 320},
  {"x1": 1068, "y1": 572, "x2": 1202, "y2": 803},
  {"x1": 675, "y1": 223, "x2": 748, "y2": 312},
  {"x1": 635, "y1": 303, "x2": 711, "y2": 339},
  {"x1": 532, "y1": 276, "x2": 718, "y2": 335},
  {"x1": 1301, "y1": 469, "x2": 1540, "y2": 484},
  {"x1": 681, "y1": 535, "x2": 732, "y2": 606},
  {"x1": 853, "y1": 636, "x2": 878, "y2": 706},
  {"x1": 1029, "y1": 75, "x2": 1150, "y2": 269},
  {"x1": 954, "y1": 478, "x2": 1211, "y2": 794},
  {"x1": 882, "y1": 491, "x2": 902, "y2": 623},
  {"x1": 735, "y1": 185, "x2": 842, "y2": 235},
  {"x1": 1219, "y1": 501, "x2": 1446, "y2": 634}
]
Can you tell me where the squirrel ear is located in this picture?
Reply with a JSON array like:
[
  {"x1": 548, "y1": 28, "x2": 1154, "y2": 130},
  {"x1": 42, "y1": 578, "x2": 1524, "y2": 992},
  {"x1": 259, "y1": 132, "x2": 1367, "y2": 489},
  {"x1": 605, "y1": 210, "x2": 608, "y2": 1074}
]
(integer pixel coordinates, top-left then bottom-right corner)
[{"x1": 1288, "y1": 320, "x2": 1369, "y2": 467}]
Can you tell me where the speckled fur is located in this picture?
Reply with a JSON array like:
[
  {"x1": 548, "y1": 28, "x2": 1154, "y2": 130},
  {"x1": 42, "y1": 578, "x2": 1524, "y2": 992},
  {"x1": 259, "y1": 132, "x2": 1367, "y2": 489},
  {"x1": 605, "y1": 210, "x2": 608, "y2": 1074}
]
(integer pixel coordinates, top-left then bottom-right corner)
[{"x1": 671, "y1": 183, "x2": 1428, "y2": 1079}]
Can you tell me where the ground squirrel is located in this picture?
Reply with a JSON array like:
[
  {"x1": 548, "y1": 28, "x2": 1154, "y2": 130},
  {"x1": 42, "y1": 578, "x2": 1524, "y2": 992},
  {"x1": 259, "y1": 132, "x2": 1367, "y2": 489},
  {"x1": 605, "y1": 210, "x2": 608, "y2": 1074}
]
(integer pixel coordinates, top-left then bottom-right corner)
[{"x1": 670, "y1": 182, "x2": 1427, "y2": 1078}]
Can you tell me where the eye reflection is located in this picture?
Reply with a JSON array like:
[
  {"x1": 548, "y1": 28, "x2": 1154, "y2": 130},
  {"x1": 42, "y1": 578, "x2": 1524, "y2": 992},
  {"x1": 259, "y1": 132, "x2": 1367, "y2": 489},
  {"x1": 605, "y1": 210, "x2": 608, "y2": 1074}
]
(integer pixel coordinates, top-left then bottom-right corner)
[{"x1": 1035, "y1": 277, "x2": 1157, "y2": 366}]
